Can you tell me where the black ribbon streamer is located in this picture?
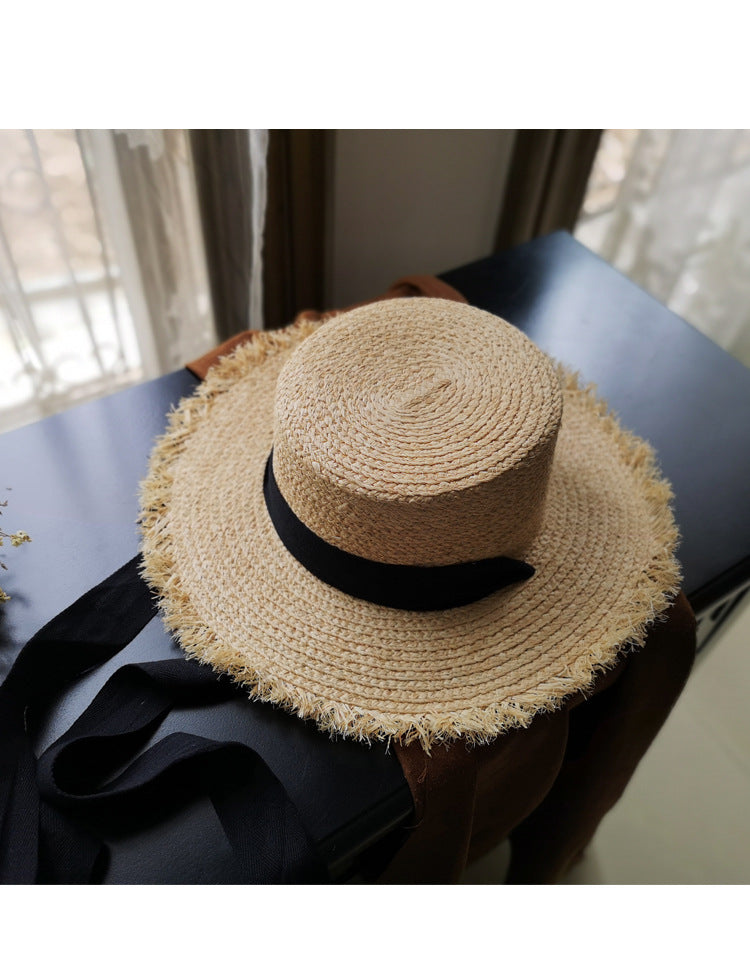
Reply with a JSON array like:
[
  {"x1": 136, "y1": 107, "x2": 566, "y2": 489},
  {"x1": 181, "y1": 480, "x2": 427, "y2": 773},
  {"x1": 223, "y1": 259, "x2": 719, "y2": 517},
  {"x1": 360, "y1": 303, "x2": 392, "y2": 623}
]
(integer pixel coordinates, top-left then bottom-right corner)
[
  {"x1": 0, "y1": 557, "x2": 326, "y2": 884},
  {"x1": 264, "y1": 452, "x2": 535, "y2": 611}
]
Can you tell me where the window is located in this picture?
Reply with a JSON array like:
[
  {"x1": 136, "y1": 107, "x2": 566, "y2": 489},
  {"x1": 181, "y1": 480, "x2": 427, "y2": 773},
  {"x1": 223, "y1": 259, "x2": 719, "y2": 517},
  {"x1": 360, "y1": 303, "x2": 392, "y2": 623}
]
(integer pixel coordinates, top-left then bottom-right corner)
[{"x1": 576, "y1": 129, "x2": 750, "y2": 368}]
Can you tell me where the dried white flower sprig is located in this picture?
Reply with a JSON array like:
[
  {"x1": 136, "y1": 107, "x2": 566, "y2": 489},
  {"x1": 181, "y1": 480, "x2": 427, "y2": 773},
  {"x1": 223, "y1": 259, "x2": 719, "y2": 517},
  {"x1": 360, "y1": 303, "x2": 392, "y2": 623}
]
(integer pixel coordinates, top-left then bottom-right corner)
[{"x1": 0, "y1": 496, "x2": 31, "y2": 603}]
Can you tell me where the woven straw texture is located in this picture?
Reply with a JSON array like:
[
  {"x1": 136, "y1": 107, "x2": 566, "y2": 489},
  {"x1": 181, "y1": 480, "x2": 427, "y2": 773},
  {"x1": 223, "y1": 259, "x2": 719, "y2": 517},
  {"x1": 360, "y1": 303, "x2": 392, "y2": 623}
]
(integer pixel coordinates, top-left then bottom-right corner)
[
  {"x1": 140, "y1": 299, "x2": 681, "y2": 749},
  {"x1": 273, "y1": 304, "x2": 561, "y2": 565}
]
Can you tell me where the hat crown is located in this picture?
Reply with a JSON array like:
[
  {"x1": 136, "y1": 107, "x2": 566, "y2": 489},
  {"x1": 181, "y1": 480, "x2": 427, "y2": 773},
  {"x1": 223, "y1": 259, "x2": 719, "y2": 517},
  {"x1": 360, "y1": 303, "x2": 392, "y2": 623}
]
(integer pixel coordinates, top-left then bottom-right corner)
[{"x1": 272, "y1": 298, "x2": 562, "y2": 565}]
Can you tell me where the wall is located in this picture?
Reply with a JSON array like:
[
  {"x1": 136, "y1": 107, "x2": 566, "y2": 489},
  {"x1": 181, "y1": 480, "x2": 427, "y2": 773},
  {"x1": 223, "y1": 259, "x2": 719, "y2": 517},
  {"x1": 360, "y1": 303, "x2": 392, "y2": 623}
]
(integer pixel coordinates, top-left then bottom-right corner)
[{"x1": 328, "y1": 130, "x2": 515, "y2": 307}]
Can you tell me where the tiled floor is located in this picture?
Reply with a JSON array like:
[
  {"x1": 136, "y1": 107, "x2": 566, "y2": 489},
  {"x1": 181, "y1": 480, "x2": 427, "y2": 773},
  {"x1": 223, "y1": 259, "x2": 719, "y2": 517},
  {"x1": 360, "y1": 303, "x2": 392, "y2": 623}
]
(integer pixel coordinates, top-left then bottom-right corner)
[{"x1": 462, "y1": 593, "x2": 750, "y2": 884}]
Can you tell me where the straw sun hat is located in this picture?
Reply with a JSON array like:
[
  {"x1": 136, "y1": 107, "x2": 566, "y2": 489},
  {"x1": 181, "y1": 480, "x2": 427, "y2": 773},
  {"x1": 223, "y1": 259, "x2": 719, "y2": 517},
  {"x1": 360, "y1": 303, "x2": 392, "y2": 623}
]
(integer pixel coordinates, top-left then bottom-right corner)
[{"x1": 140, "y1": 298, "x2": 680, "y2": 749}]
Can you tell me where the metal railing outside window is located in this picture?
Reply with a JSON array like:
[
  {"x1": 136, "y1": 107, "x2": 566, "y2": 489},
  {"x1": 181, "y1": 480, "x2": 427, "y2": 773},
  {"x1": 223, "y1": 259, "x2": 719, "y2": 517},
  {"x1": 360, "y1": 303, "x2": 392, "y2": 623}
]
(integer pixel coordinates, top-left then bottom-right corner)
[{"x1": 0, "y1": 129, "x2": 215, "y2": 434}]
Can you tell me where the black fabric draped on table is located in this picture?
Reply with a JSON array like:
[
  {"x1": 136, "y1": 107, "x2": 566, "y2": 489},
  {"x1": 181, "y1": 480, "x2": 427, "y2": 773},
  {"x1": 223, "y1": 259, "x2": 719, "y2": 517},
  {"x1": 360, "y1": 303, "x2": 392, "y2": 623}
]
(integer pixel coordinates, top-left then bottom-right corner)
[{"x1": 0, "y1": 557, "x2": 327, "y2": 884}]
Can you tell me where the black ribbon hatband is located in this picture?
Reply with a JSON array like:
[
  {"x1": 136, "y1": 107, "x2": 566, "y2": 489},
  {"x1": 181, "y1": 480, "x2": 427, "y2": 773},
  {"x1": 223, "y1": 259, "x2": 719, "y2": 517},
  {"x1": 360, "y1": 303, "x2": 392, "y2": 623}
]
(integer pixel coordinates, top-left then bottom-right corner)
[{"x1": 263, "y1": 453, "x2": 534, "y2": 611}]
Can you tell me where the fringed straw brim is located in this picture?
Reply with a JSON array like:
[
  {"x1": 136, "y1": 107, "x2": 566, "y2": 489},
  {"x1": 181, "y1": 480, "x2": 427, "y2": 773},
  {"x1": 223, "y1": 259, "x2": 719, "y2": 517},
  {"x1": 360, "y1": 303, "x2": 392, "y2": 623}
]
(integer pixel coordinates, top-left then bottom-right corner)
[{"x1": 139, "y1": 314, "x2": 680, "y2": 751}]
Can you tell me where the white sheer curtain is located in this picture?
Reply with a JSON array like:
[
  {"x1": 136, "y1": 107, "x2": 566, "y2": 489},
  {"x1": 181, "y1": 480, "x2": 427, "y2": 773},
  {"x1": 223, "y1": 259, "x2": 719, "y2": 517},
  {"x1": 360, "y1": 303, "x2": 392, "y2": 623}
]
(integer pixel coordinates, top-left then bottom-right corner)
[
  {"x1": 0, "y1": 129, "x2": 268, "y2": 434},
  {"x1": 576, "y1": 129, "x2": 750, "y2": 369},
  {"x1": 92, "y1": 129, "x2": 217, "y2": 376}
]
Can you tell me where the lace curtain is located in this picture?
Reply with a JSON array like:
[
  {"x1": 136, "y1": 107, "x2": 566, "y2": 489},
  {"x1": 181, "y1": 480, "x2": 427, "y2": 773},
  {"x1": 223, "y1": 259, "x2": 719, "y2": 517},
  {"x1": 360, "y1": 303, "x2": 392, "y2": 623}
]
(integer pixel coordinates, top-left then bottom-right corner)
[
  {"x1": 576, "y1": 129, "x2": 750, "y2": 369},
  {"x1": 0, "y1": 129, "x2": 268, "y2": 433}
]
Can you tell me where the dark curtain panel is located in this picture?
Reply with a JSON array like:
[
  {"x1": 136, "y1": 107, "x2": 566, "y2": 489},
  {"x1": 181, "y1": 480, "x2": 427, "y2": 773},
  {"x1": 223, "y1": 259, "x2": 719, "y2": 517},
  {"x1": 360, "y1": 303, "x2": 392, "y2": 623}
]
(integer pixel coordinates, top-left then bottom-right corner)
[
  {"x1": 263, "y1": 130, "x2": 330, "y2": 329},
  {"x1": 190, "y1": 130, "x2": 253, "y2": 341},
  {"x1": 495, "y1": 130, "x2": 602, "y2": 251}
]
